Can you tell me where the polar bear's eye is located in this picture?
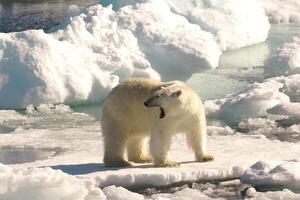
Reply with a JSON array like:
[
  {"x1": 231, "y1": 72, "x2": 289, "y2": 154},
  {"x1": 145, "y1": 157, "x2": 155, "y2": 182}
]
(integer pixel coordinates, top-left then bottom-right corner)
[{"x1": 155, "y1": 95, "x2": 160, "y2": 98}]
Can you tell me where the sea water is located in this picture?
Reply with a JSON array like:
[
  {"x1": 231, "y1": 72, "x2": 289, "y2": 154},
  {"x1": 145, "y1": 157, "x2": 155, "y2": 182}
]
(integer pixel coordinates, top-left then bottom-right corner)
[{"x1": 0, "y1": 0, "x2": 98, "y2": 32}]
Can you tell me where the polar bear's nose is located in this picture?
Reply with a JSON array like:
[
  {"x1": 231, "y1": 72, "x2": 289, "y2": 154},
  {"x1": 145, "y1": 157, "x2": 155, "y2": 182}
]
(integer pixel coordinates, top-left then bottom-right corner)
[{"x1": 144, "y1": 102, "x2": 149, "y2": 107}]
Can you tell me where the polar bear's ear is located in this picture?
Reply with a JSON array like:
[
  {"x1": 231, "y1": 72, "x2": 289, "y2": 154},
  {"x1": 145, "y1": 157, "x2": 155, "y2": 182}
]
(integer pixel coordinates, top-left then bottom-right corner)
[{"x1": 172, "y1": 90, "x2": 182, "y2": 98}]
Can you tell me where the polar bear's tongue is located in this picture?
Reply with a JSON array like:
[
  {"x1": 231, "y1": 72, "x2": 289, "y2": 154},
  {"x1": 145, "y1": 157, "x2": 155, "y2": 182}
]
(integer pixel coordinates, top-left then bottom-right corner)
[{"x1": 159, "y1": 107, "x2": 165, "y2": 119}]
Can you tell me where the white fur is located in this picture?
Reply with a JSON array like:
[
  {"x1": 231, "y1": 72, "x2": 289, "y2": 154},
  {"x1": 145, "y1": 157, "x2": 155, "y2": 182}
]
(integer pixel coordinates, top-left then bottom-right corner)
[{"x1": 101, "y1": 78, "x2": 213, "y2": 167}]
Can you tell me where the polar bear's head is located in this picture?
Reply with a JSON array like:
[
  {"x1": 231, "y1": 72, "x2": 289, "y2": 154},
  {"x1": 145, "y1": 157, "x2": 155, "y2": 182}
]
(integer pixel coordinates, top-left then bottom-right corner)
[{"x1": 144, "y1": 81, "x2": 184, "y2": 119}]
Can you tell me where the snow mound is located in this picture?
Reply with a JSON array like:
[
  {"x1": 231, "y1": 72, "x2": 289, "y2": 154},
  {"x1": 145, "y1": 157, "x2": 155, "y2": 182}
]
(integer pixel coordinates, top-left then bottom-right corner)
[
  {"x1": 241, "y1": 160, "x2": 300, "y2": 190},
  {"x1": 259, "y1": 0, "x2": 300, "y2": 24},
  {"x1": 117, "y1": 0, "x2": 221, "y2": 80},
  {"x1": 238, "y1": 117, "x2": 300, "y2": 142},
  {"x1": 205, "y1": 79, "x2": 289, "y2": 124},
  {"x1": 205, "y1": 74, "x2": 300, "y2": 124},
  {"x1": 103, "y1": 185, "x2": 144, "y2": 200},
  {"x1": 265, "y1": 37, "x2": 300, "y2": 77},
  {"x1": 151, "y1": 188, "x2": 215, "y2": 200},
  {"x1": 268, "y1": 103, "x2": 300, "y2": 119},
  {"x1": 165, "y1": 0, "x2": 270, "y2": 51},
  {"x1": 273, "y1": 74, "x2": 300, "y2": 102},
  {"x1": 0, "y1": 29, "x2": 119, "y2": 109},
  {"x1": 102, "y1": 0, "x2": 270, "y2": 51},
  {"x1": 0, "y1": 164, "x2": 105, "y2": 200}
]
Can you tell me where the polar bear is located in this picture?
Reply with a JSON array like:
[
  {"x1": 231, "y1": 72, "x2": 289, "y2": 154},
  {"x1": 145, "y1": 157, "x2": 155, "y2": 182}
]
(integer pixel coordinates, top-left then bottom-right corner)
[{"x1": 101, "y1": 78, "x2": 213, "y2": 167}]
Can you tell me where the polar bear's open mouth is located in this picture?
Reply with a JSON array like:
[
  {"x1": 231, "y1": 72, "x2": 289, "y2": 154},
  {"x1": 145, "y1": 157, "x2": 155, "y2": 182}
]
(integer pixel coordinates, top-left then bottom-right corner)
[{"x1": 159, "y1": 107, "x2": 165, "y2": 119}]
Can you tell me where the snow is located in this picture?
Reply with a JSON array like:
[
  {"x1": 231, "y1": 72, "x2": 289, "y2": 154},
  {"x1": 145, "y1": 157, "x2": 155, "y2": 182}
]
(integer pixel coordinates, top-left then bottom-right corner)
[
  {"x1": 0, "y1": 104, "x2": 298, "y2": 199},
  {"x1": 0, "y1": 164, "x2": 105, "y2": 200},
  {"x1": 204, "y1": 73, "x2": 300, "y2": 124},
  {"x1": 102, "y1": 0, "x2": 270, "y2": 51},
  {"x1": 151, "y1": 188, "x2": 216, "y2": 200},
  {"x1": 245, "y1": 187, "x2": 256, "y2": 197},
  {"x1": 0, "y1": 111, "x2": 299, "y2": 187},
  {"x1": 117, "y1": 0, "x2": 221, "y2": 80},
  {"x1": 0, "y1": 126, "x2": 298, "y2": 199},
  {"x1": 103, "y1": 186, "x2": 144, "y2": 200},
  {"x1": 165, "y1": 0, "x2": 270, "y2": 51},
  {"x1": 205, "y1": 79, "x2": 289, "y2": 124},
  {"x1": 241, "y1": 160, "x2": 300, "y2": 190},
  {"x1": 265, "y1": 37, "x2": 300, "y2": 77},
  {"x1": 0, "y1": 0, "x2": 275, "y2": 109},
  {"x1": 0, "y1": 0, "x2": 300, "y2": 199},
  {"x1": 258, "y1": 0, "x2": 300, "y2": 24}
]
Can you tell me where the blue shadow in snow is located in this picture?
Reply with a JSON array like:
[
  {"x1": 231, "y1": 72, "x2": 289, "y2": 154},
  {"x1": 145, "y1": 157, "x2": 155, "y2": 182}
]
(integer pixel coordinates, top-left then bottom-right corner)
[
  {"x1": 51, "y1": 163, "x2": 105, "y2": 175},
  {"x1": 50, "y1": 162, "x2": 157, "y2": 175}
]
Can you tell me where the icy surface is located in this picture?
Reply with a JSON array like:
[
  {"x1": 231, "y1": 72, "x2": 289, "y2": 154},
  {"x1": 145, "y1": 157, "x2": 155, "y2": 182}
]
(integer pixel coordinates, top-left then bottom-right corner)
[
  {"x1": 205, "y1": 74, "x2": 300, "y2": 125},
  {"x1": 251, "y1": 189, "x2": 300, "y2": 200},
  {"x1": 0, "y1": 147, "x2": 57, "y2": 165},
  {"x1": 0, "y1": 118, "x2": 299, "y2": 188},
  {"x1": 259, "y1": 0, "x2": 300, "y2": 24},
  {"x1": 241, "y1": 160, "x2": 300, "y2": 190},
  {"x1": 151, "y1": 188, "x2": 216, "y2": 200},
  {"x1": 0, "y1": 120, "x2": 298, "y2": 199},
  {"x1": 265, "y1": 37, "x2": 300, "y2": 77},
  {"x1": 0, "y1": 164, "x2": 105, "y2": 200},
  {"x1": 103, "y1": 185, "x2": 144, "y2": 200},
  {"x1": 205, "y1": 79, "x2": 289, "y2": 124},
  {"x1": 0, "y1": 104, "x2": 96, "y2": 133},
  {"x1": 1, "y1": 0, "x2": 300, "y2": 199}
]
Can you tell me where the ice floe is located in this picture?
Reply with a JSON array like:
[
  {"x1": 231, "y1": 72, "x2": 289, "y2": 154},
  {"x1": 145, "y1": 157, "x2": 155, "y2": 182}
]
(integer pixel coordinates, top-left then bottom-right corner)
[
  {"x1": 259, "y1": 0, "x2": 300, "y2": 24},
  {"x1": 205, "y1": 79, "x2": 289, "y2": 124},
  {"x1": 241, "y1": 160, "x2": 300, "y2": 190},
  {"x1": 265, "y1": 37, "x2": 300, "y2": 77}
]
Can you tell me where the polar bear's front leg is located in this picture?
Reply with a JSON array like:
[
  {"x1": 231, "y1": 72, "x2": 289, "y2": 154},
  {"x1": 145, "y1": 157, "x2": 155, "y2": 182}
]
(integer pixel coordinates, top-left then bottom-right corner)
[
  {"x1": 186, "y1": 118, "x2": 214, "y2": 162},
  {"x1": 150, "y1": 131, "x2": 179, "y2": 167}
]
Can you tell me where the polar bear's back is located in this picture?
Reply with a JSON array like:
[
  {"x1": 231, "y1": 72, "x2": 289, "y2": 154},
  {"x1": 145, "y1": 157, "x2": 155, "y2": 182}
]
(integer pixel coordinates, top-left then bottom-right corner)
[{"x1": 101, "y1": 78, "x2": 161, "y2": 131}]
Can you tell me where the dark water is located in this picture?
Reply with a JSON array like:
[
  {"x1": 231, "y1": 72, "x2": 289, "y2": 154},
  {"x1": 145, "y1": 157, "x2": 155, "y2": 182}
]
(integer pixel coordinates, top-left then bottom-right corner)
[{"x1": 0, "y1": 0, "x2": 98, "y2": 32}]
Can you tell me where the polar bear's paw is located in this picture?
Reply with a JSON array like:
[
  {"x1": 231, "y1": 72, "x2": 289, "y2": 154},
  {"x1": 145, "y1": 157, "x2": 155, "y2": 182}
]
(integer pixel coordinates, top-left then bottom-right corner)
[
  {"x1": 155, "y1": 160, "x2": 180, "y2": 168},
  {"x1": 104, "y1": 159, "x2": 133, "y2": 168},
  {"x1": 197, "y1": 155, "x2": 214, "y2": 162}
]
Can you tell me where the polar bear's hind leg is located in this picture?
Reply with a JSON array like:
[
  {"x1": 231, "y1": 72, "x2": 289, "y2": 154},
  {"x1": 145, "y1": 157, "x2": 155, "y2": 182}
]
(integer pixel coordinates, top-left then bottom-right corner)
[
  {"x1": 103, "y1": 128, "x2": 132, "y2": 167},
  {"x1": 127, "y1": 136, "x2": 152, "y2": 163}
]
